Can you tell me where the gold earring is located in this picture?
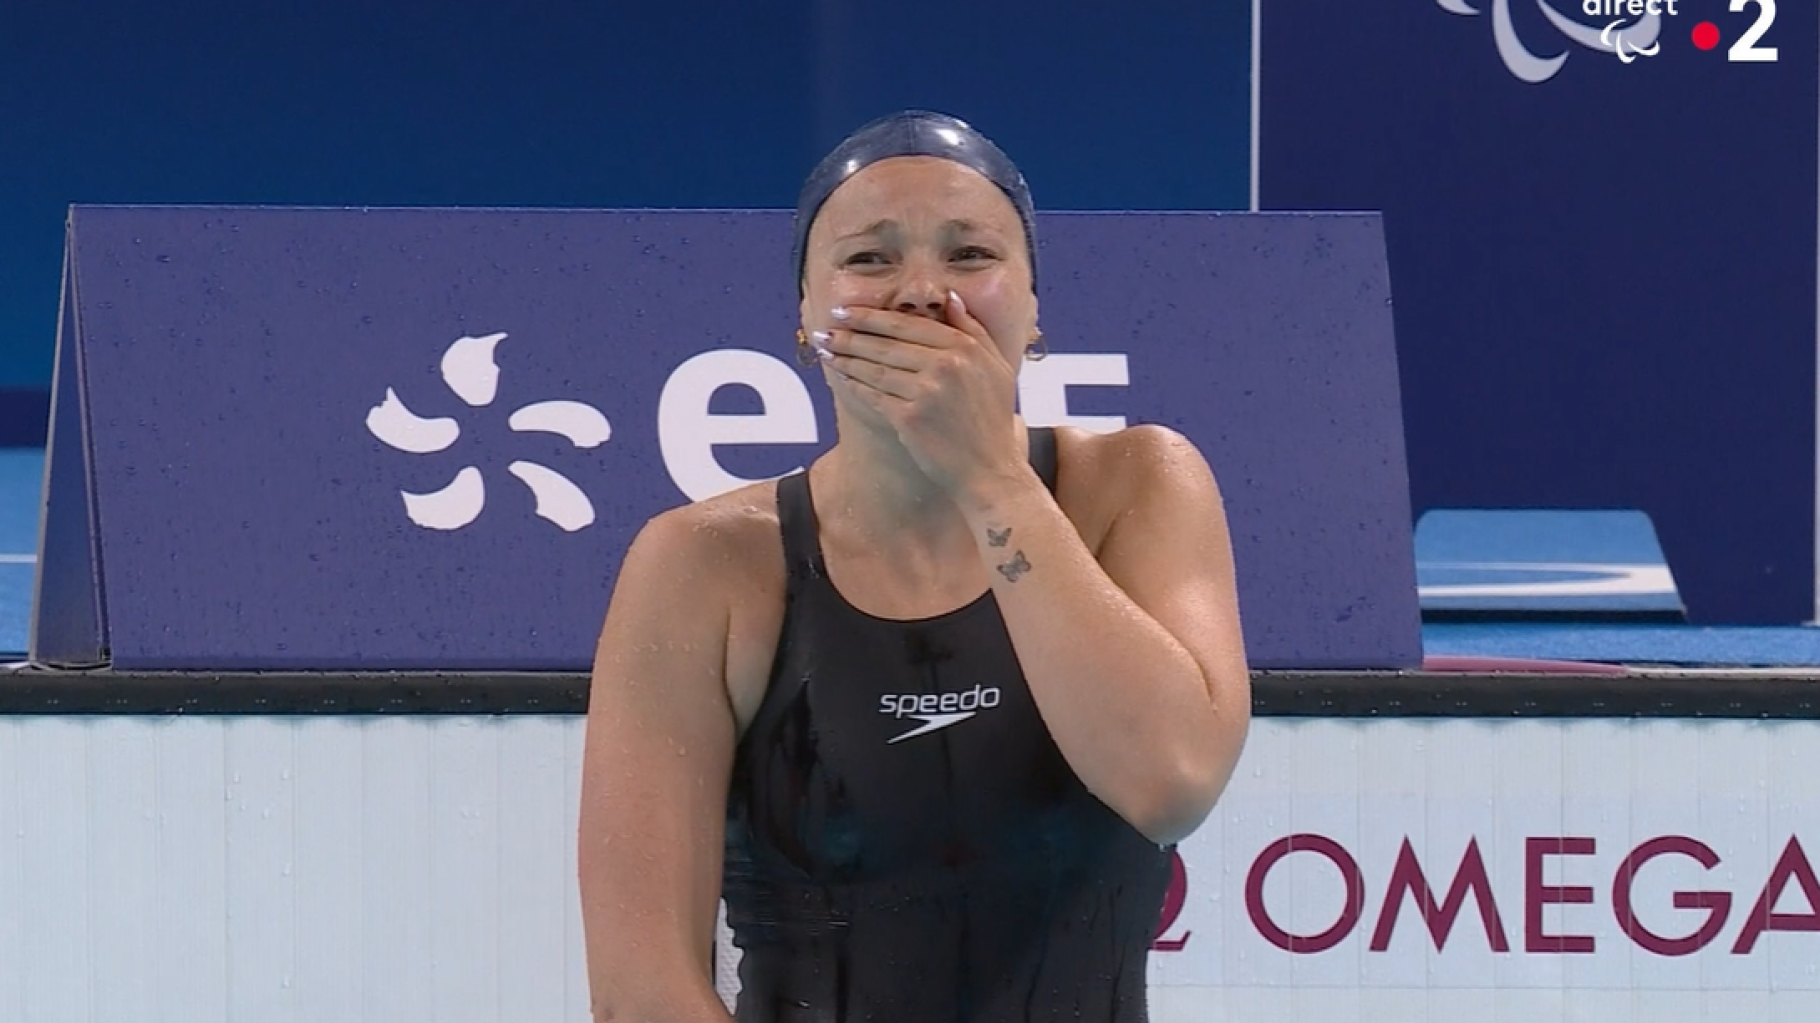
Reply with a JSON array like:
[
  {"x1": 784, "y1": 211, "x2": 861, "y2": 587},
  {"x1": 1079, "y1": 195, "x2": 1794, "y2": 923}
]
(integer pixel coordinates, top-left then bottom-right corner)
[
  {"x1": 795, "y1": 328, "x2": 820, "y2": 367},
  {"x1": 1025, "y1": 328, "x2": 1048, "y2": 362}
]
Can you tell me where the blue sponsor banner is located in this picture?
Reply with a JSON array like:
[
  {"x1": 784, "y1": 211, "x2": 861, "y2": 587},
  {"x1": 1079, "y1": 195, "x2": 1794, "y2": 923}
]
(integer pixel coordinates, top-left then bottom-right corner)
[
  {"x1": 33, "y1": 207, "x2": 1419, "y2": 671},
  {"x1": 1261, "y1": 0, "x2": 1819, "y2": 623}
]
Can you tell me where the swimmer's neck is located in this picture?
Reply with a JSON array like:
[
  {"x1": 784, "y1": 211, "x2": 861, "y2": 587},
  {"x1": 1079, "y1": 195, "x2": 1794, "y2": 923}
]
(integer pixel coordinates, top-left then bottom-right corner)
[{"x1": 812, "y1": 415, "x2": 1028, "y2": 548}]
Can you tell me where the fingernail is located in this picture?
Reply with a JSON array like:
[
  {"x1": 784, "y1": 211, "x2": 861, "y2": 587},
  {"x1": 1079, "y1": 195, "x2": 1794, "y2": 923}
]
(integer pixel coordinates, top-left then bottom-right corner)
[
  {"x1": 830, "y1": 306, "x2": 850, "y2": 321},
  {"x1": 810, "y1": 330, "x2": 832, "y2": 347},
  {"x1": 948, "y1": 291, "x2": 967, "y2": 317}
]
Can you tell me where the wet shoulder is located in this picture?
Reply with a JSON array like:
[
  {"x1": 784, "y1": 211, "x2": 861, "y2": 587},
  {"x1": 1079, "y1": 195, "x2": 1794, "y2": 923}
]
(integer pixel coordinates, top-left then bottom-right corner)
[
  {"x1": 1052, "y1": 423, "x2": 1211, "y2": 555},
  {"x1": 642, "y1": 475, "x2": 780, "y2": 551},
  {"x1": 637, "y1": 478, "x2": 789, "y2": 734}
]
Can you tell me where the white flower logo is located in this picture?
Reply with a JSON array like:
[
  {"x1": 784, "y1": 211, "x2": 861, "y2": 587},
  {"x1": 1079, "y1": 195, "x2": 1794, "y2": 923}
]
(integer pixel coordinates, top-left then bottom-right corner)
[
  {"x1": 365, "y1": 332, "x2": 611, "y2": 532},
  {"x1": 1439, "y1": 0, "x2": 1662, "y2": 83}
]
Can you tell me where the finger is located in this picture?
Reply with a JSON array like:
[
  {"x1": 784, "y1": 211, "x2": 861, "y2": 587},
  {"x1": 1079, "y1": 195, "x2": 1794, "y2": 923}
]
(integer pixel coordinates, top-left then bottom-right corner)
[
  {"x1": 821, "y1": 328, "x2": 930, "y2": 372},
  {"x1": 830, "y1": 363, "x2": 915, "y2": 422},
  {"x1": 943, "y1": 290, "x2": 994, "y2": 347},
  {"x1": 831, "y1": 305, "x2": 961, "y2": 349},
  {"x1": 827, "y1": 352, "x2": 918, "y2": 401},
  {"x1": 838, "y1": 376, "x2": 910, "y2": 426}
]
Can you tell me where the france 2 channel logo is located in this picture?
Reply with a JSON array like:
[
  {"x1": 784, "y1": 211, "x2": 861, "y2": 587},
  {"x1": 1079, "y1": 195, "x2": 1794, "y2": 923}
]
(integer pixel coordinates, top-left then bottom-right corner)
[
  {"x1": 1443, "y1": 0, "x2": 1779, "y2": 84},
  {"x1": 1582, "y1": 0, "x2": 1780, "y2": 61}
]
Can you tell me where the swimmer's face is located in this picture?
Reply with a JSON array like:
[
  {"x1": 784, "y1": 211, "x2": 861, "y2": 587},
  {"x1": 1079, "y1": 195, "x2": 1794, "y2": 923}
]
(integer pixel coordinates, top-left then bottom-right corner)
[{"x1": 800, "y1": 156, "x2": 1038, "y2": 371}]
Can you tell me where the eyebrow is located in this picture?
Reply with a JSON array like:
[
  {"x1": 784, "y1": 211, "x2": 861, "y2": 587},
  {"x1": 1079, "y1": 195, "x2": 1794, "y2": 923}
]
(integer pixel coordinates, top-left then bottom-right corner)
[
  {"x1": 834, "y1": 220, "x2": 894, "y2": 244},
  {"x1": 833, "y1": 218, "x2": 992, "y2": 243}
]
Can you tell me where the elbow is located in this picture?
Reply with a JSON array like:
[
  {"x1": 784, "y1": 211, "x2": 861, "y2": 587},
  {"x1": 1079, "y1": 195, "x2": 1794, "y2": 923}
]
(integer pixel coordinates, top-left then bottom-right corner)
[
  {"x1": 1129, "y1": 722, "x2": 1248, "y2": 846},
  {"x1": 1129, "y1": 776, "x2": 1221, "y2": 847},
  {"x1": 1122, "y1": 756, "x2": 1224, "y2": 846}
]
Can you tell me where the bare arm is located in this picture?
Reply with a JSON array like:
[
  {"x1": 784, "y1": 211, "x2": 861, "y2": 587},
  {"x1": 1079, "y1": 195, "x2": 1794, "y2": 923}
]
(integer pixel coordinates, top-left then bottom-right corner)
[
  {"x1": 814, "y1": 300, "x2": 1248, "y2": 845},
  {"x1": 957, "y1": 425, "x2": 1251, "y2": 845},
  {"x1": 578, "y1": 512, "x2": 739, "y2": 1023}
]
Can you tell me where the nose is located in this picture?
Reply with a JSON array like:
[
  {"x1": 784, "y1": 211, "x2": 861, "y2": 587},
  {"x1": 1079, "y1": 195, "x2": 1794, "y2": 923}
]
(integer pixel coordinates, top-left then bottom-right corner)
[
  {"x1": 894, "y1": 294, "x2": 947, "y2": 319},
  {"x1": 892, "y1": 265, "x2": 948, "y2": 320}
]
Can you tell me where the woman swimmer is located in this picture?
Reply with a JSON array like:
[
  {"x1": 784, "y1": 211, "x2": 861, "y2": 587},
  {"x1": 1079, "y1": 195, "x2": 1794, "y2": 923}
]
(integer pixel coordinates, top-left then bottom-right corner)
[{"x1": 578, "y1": 110, "x2": 1251, "y2": 1023}]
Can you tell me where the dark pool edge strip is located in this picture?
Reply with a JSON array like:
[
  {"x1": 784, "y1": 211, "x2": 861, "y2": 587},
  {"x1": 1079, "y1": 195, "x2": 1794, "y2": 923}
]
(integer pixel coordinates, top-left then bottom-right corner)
[{"x1": 0, "y1": 668, "x2": 1817, "y2": 718}]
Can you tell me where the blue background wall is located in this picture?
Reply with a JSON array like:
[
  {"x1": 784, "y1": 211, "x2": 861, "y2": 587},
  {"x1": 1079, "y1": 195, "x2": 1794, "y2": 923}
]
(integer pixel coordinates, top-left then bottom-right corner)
[
  {"x1": 0, "y1": 0, "x2": 1252, "y2": 396},
  {"x1": 1258, "y1": 0, "x2": 1817, "y2": 623}
]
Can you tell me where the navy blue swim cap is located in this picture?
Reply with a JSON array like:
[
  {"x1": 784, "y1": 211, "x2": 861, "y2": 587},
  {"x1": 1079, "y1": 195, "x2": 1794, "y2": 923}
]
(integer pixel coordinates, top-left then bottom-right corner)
[{"x1": 792, "y1": 110, "x2": 1037, "y2": 296}]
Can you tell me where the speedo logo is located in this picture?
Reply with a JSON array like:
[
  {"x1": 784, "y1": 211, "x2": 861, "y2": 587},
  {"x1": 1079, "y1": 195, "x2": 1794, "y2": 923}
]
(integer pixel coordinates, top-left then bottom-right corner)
[{"x1": 878, "y1": 685, "x2": 1002, "y2": 744}]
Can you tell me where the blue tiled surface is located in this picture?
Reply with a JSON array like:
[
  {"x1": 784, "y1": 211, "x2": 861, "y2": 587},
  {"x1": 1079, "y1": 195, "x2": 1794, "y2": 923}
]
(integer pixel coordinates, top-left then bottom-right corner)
[
  {"x1": 1423, "y1": 623, "x2": 1820, "y2": 668},
  {"x1": 1415, "y1": 508, "x2": 1685, "y2": 614},
  {"x1": 0, "y1": 449, "x2": 41, "y2": 657},
  {"x1": 2, "y1": 447, "x2": 1815, "y2": 666}
]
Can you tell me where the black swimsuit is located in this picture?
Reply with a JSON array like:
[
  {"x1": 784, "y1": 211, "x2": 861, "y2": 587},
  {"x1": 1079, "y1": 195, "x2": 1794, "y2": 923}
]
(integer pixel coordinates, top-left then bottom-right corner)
[{"x1": 722, "y1": 428, "x2": 1172, "y2": 1023}]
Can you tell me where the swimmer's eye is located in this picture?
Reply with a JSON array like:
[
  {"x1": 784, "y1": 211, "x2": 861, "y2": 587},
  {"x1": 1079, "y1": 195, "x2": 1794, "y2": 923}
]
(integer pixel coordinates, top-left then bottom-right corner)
[
  {"x1": 951, "y1": 246, "x2": 998, "y2": 263},
  {"x1": 842, "y1": 250, "x2": 891, "y2": 267}
]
